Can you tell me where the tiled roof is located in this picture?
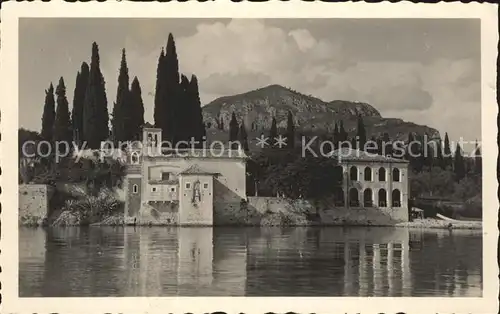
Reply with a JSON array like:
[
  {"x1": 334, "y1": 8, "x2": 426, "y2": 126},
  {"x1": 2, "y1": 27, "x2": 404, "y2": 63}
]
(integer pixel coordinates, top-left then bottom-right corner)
[
  {"x1": 179, "y1": 164, "x2": 220, "y2": 176},
  {"x1": 148, "y1": 179, "x2": 179, "y2": 185},
  {"x1": 162, "y1": 148, "x2": 247, "y2": 159},
  {"x1": 329, "y1": 147, "x2": 409, "y2": 163},
  {"x1": 126, "y1": 148, "x2": 247, "y2": 159}
]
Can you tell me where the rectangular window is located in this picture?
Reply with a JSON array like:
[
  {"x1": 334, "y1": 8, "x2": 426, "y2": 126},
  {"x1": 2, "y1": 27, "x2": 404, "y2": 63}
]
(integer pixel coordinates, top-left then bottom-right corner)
[
  {"x1": 203, "y1": 183, "x2": 209, "y2": 189},
  {"x1": 162, "y1": 172, "x2": 170, "y2": 180},
  {"x1": 170, "y1": 187, "x2": 176, "y2": 192},
  {"x1": 151, "y1": 187, "x2": 157, "y2": 192},
  {"x1": 185, "y1": 183, "x2": 191, "y2": 189}
]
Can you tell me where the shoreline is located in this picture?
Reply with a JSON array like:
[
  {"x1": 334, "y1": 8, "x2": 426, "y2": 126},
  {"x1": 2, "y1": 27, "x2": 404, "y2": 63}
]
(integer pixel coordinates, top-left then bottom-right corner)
[{"x1": 20, "y1": 216, "x2": 483, "y2": 230}]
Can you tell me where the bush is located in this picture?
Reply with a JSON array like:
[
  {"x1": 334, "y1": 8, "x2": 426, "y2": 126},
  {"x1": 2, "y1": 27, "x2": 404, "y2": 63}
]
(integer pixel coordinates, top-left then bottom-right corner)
[{"x1": 63, "y1": 188, "x2": 123, "y2": 225}]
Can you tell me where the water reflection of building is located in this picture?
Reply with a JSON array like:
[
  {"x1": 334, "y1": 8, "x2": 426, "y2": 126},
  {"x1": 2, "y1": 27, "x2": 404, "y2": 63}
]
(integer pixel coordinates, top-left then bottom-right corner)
[
  {"x1": 177, "y1": 228, "x2": 213, "y2": 291},
  {"x1": 212, "y1": 228, "x2": 248, "y2": 296},
  {"x1": 124, "y1": 227, "x2": 249, "y2": 296},
  {"x1": 123, "y1": 227, "x2": 180, "y2": 296},
  {"x1": 331, "y1": 228, "x2": 411, "y2": 297}
]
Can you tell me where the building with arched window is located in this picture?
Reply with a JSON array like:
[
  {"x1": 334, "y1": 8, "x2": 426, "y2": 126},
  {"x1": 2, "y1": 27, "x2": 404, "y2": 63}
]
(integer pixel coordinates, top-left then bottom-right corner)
[
  {"x1": 329, "y1": 147, "x2": 409, "y2": 222},
  {"x1": 124, "y1": 128, "x2": 247, "y2": 225}
]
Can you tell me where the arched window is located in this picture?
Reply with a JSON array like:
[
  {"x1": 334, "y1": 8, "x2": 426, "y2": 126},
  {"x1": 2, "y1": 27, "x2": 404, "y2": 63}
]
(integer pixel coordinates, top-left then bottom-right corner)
[
  {"x1": 363, "y1": 188, "x2": 373, "y2": 207},
  {"x1": 131, "y1": 152, "x2": 139, "y2": 165},
  {"x1": 378, "y1": 167, "x2": 386, "y2": 182},
  {"x1": 392, "y1": 189, "x2": 401, "y2": 207},
  {"x1": 350, "y1": 166, "x2": 358, "y2": 181},
  {"x1": 392, "y1": 168, "x2": 400, "y2": 182},
  {"x1": 364, "y1": 167, "x2": 372, "y2": 181},
  {"x1": 378, "y1": 189, "x2": 387, "y2": 207},
  {"x1": 349, "y1": 188, "x2": 359, "y2": 207},
  {"x1": 132, "y1": 184, "x2": 138, "y2": 194},
  {"x1": 334, "y1": 187, "x2": 345, "y2": 206}
]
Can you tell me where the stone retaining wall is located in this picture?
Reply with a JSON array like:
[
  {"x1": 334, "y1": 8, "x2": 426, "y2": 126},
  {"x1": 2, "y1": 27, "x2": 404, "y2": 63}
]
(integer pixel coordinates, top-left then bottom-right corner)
[{"x1": 19, "y1": 184, "x2": 54, "y2": 225}]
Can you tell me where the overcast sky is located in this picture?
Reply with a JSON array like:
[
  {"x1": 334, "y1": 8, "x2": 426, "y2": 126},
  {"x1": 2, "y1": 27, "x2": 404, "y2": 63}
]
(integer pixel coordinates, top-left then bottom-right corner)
[{"x1": 19, "y1": 18, "x2": 481, "y2": 147}]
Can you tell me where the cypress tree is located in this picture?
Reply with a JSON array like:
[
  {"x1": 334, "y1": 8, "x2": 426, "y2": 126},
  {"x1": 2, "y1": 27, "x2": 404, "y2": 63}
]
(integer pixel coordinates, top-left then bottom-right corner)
[
  {"x1": 178, "y1": 74, "x2": 190, "y2": 142},
  {"x1": 164, "y1": 33, "x2": 181, "y2": 143},
  {"x1": 405, "y1": 132, "x2": 417, "y2": 170},
  {"x1": 229, "y1": 112, "x2": 239, "y2": 149},
  {"x1": 154, "y1": 48, "x2": 165, "y2": 131},
  {"x1": 435, "y1": 138, "x2": 445, "y2": 169},
  {"x1": 285, "y1": 110, "x2": 295, "y2": 149},
  {"x1": 239, "y1": 121, "x2": 249, "y2": 152},
  {"x1": 54, "y1": 77, "x2": 72, "y2": 151},
  {"x1": 41, "y1": 83, "x2": 56, "y2": 142},
  {"x1": 382, "y1": 132, "x2": 392, "y2": 156},
  {"x1": 355, "y1": 114, "x2": 367, "y2": 150},
  {"x1": 376, "y1": 136, "x2": 384, "y2": 155},
  {"x1": 130, "y1": 77, "x2": 145, "y2": 141},
  {"x1": 112, "y1": 48, "x2": 130, "y2": 143},
  {"x1": 269, "y1": 116, "x2": 278, "y2": 147},
  {"x1": 83, "y1": 42, "x2": 109, "y2": 149},
  {"x1": 453, "y1": 142, "x2": 466, "y2": 181},
  {"x1": 72, "y1": 62, "x2": 89, "y2": 145},
  {"x1": 443, "y1": 132, "x2": 452, "y2": 170},
  {"x1": 474, "y1": 140, "x2": 482, "y2": 175},
  {"x1": 338, "y1": 120, "x2": 348, "y2": 147},
  {"x1": 333, "y1": 122, "x2": 339, "y2": 149},
  {"x1": 188, "y1": 75, "x2": 205, "y2": 145},
  {"x1": 220, "y1": 117, "x2": 224, "y2": 130}
]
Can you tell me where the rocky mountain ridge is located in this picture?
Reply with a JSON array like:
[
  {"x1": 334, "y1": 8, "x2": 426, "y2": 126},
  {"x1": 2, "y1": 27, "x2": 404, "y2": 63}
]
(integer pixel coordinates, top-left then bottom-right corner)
[{"x1": 202, "y1": 84, "x2": 440, "y2": 142}]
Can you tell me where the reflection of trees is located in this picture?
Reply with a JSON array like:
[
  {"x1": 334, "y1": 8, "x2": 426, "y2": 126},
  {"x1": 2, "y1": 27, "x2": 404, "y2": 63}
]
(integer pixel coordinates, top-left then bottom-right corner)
[
  {"x1": 408, "y1": 230, "x2": 482, "y2": 297},
  {"x1": 40, "y1": 227, "x2": 125, "y2": 297}
]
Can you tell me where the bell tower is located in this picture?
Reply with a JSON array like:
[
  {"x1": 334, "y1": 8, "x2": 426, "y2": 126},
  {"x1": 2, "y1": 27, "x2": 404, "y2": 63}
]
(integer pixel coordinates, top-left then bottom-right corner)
[{"x1": 142, "y1": 127, "x2": 162, "y2": 156}]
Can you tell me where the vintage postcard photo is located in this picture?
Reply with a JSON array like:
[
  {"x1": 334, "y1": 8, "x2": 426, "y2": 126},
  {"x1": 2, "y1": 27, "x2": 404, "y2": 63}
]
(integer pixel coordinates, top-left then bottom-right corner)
[{"x1": 0, "y1": 2, "x2": 498, "y2": 314}]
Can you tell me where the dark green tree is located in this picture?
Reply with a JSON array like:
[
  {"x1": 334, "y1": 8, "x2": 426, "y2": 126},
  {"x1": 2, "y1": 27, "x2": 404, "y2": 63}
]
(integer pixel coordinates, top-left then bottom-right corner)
[
  {"x1": 112, "y1": 48, "x2": 130, "y2": 143},
  {"x1": 382, "y1": 132, "x2": 392, "y2": 156},
  {"x1": 229, "y1": 112, "x2": 239, "y2": 149},
  {"x1": 178, "y1": 74, "x2": 191, "y2": 142},
  {"x1": 338, "y1": 120, "x2": 348, "y2": 147},
  {"x1": 435, "y1": 138, "x2": 445, "y2": 169},
  {"x1": 129, "y1": 76, "x2": 145, "y2": 141},
  {"x1": 163, "y1": 33, "x2": 181, "y2": 143},
  {"x1": 355, "y1": 114, "x2": 367, "y2": 150},
  {"x1": 72, "y1": 62, "x2": 89, "y2": 145},
  {"x1": 333, "y1": 122, "x2": 339, "y2": 149},
  {"x1": 153, "y1": 48, "x2": 165, "y2": 131},
  {"x1": 443, "y1": 132, "x2": 452, "y2": 170},
  {"x1": 188, "y1": 75, "x2": 205, "y2": 145},
  {"x1": 239, "y1": 121, "x2": 249, "y2": 152},
  {"x1": 453, "y1": 142, "x2": 466, "y2": 182},
  {"x1": 54, "y1": 77, "x2": 72, "y2": 150},
  {"x1": 269, "y1": 116, "x2": 278, "y2": 147},
  {"x1": 41, "y1": 83, "x2": 56, "y2": 142},
  {"x1": 285, "y1": 110, "x2": 295, "y2": 149},
  {"x1": 83, "y1": 42, "x2": 109, "y2": 149}
]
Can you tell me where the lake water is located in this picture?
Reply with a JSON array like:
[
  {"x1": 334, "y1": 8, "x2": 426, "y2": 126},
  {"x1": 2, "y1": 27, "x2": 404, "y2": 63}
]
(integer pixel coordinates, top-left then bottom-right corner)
[{"x1": 19, "y1": 226, "x2": 483, "y2": 297}]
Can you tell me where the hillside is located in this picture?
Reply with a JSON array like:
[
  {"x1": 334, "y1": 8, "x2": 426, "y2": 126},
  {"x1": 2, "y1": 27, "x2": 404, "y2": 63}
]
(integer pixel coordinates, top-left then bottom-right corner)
[{"x1": 202, "y1": 84, "x2": 440, "y2": 145}]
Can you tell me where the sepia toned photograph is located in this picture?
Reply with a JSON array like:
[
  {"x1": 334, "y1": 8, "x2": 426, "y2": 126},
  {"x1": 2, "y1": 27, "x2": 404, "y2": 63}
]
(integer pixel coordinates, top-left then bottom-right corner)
[{"x1": 1, "y1": 2, "x2": 498, "y2": 314}]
